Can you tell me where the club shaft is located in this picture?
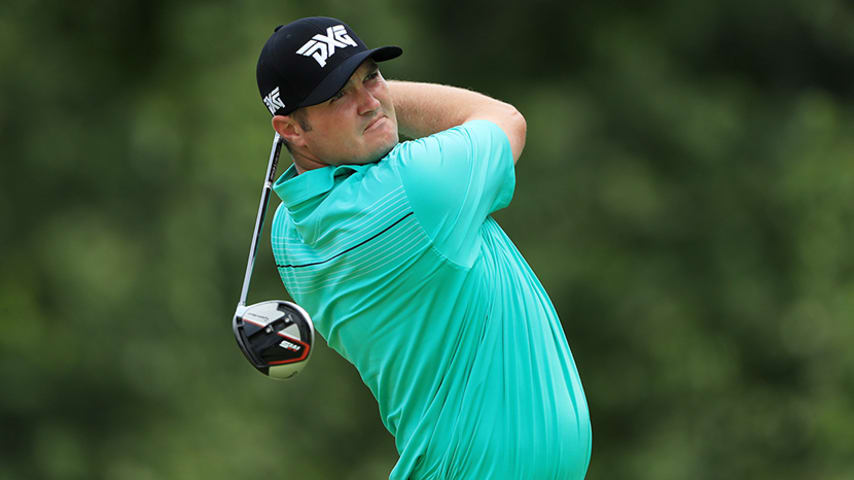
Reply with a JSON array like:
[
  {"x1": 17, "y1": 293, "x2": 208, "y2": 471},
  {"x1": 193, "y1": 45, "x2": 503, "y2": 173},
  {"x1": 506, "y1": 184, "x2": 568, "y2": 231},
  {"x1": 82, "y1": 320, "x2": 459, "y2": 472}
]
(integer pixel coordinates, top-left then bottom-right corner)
[{"x1": 238, "y1": 133, "x2": 283, "y2": 307}]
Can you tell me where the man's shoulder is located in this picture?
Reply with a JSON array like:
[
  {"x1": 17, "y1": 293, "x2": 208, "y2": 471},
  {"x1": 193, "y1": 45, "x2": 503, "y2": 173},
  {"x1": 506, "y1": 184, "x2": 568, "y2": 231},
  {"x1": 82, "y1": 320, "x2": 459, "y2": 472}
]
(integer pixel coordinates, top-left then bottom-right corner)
[{"x1": 318, "y1": 164, "x2": 411, "y2": 238}]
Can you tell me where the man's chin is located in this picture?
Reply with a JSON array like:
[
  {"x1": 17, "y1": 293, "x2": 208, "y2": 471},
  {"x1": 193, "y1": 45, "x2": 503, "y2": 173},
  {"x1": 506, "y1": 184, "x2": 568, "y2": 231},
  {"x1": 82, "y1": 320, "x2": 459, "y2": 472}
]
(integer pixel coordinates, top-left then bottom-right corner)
[{"x1": 355, "y1": 137, "x2": 399, "y2": 165}]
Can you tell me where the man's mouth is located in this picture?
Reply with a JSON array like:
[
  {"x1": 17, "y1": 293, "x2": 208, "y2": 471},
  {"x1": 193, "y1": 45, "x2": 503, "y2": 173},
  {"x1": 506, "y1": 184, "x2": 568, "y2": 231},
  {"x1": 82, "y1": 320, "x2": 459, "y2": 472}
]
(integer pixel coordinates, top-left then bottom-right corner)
[{"x1": 364, "y1": 115, "x2": 386, "y2": 133}]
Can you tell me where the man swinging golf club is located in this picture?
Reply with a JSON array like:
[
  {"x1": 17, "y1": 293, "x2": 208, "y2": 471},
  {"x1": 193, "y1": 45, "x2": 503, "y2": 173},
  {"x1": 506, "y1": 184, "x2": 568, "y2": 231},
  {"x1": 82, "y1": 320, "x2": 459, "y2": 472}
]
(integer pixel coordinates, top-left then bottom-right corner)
[{"x1": 250, "y1": 16, "x2": 592, "y2": 480}]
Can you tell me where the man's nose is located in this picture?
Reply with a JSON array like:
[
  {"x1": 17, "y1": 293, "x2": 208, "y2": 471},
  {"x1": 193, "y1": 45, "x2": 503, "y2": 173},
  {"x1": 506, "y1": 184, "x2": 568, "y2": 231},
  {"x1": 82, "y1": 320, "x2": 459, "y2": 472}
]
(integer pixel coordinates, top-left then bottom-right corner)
[{"x1": 356, "y1": 87, "x2": 381, "y2": 114}]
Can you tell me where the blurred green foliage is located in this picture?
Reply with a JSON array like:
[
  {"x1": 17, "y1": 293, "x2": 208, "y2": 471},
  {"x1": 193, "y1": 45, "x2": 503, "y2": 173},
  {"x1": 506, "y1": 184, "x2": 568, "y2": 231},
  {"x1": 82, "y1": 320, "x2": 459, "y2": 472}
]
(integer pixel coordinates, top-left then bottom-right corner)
[{"x1": 2, "y1": 0, "x2": 853, "y2": 478}]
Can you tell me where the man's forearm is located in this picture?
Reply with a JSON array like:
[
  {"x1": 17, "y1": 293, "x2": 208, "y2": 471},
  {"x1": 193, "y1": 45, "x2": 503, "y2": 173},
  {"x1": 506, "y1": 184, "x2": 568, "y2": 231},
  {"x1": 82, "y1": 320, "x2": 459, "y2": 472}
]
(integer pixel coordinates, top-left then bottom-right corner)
[
  {"x1": 390, "y1": 81, "x2": 493, "y2": 138},
  {"x1": 388, "y1": 80, "x2": 527, "y2": 161}
]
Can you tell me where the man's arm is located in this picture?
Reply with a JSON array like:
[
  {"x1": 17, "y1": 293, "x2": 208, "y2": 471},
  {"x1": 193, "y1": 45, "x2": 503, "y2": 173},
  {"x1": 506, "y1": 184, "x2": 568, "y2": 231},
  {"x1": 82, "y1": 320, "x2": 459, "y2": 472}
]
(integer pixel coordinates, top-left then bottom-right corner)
[{"x1": 388, "y1": 80, "x2": 527, "y2": 163}]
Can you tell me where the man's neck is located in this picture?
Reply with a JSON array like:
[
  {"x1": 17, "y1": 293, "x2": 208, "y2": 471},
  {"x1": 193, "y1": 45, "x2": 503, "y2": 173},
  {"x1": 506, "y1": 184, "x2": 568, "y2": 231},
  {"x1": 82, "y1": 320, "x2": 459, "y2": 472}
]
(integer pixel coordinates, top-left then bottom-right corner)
[{"x1": 292, "y1": 153, "x2": 328, "y2": 174}]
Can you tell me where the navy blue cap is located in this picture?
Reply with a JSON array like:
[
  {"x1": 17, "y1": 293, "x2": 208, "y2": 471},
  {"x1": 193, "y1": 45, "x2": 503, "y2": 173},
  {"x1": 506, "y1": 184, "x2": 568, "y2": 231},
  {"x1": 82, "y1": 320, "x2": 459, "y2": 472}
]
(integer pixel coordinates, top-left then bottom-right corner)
[{"x1": 256, "y1": 17, "x2": 402, "y2": 116}]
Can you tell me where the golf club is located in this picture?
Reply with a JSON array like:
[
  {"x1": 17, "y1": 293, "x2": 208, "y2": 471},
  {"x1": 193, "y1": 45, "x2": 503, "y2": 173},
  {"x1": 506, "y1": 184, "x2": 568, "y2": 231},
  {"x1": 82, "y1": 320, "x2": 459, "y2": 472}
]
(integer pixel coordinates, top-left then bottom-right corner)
[{"x1": 233, "y1": 133, "x2": 315, "y2": 380}]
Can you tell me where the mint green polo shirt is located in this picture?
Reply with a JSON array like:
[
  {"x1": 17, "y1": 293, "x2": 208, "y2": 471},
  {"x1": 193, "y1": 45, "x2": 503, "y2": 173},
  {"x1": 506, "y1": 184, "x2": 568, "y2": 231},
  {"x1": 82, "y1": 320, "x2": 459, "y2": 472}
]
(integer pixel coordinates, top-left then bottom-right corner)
[{"x1": 271, "y1": 120, "x2": 591, "y2": 480}]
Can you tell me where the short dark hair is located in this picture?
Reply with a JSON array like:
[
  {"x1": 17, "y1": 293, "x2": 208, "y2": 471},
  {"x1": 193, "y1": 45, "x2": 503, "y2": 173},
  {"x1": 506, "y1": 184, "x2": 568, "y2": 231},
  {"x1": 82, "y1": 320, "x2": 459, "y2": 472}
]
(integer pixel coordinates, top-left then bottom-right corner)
[{"x1": 292, "y1": 108, "x2": 312, "y2": 132}]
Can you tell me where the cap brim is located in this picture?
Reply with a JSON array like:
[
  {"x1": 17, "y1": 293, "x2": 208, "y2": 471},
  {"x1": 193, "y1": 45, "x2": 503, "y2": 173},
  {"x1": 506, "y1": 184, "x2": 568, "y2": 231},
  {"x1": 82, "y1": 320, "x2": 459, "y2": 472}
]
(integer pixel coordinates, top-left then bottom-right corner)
[{"x1": 298, "y1": 46, "x2": 402, "y2": 110}]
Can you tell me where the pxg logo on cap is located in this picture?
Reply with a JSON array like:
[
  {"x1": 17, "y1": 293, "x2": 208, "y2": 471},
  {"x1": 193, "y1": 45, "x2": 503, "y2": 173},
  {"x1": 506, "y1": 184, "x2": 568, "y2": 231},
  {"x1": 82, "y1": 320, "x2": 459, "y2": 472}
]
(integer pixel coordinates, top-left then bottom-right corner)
[
  {"x1": 263, "y1": 87, "x2": 285, "y2": 115},
  {"x1": 296, "y1": 24, "x2": 358, "y2": 67},
  {"x1": 256, "y1": 16, "x2": 402, "y2": 117}
]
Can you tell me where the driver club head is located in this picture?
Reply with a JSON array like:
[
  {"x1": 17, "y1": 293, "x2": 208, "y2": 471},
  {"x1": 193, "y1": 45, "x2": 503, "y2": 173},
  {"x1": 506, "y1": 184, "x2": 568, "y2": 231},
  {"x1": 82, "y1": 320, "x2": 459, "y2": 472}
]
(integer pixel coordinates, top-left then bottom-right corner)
[{"x1": 233, "y1": 300, "x2": 315, "y2": 380}]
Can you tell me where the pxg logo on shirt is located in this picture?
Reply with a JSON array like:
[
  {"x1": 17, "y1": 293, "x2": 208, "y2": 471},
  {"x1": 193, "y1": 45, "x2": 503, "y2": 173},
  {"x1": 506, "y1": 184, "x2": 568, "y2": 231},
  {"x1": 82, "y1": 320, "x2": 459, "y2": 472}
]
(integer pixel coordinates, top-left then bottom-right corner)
[{"x1": 296, "y1": 24, "x2": 358, "y2": 67}]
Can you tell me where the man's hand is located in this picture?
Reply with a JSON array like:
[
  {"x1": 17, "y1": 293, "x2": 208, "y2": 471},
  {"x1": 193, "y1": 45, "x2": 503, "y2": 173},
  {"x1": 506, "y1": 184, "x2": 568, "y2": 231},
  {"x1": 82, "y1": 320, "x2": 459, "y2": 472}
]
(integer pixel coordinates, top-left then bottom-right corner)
[{"x1": 388, "y1": 81, "x2": 527, "y2": 163}]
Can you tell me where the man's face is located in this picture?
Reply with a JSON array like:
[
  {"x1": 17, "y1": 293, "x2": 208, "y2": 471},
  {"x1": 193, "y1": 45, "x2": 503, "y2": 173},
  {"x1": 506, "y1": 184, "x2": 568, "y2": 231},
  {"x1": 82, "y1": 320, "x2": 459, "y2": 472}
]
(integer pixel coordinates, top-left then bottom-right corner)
[{"x1": 299, "y1": 60, "x2": 398, "y2": 165}]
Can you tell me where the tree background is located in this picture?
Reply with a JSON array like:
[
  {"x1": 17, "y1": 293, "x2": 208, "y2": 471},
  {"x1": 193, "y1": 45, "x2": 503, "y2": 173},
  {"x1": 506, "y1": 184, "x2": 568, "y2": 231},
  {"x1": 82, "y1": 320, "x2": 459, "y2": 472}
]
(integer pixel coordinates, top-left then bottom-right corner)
[{"x1": 2, "y1": 0, "x2": 853, "y2": 478}]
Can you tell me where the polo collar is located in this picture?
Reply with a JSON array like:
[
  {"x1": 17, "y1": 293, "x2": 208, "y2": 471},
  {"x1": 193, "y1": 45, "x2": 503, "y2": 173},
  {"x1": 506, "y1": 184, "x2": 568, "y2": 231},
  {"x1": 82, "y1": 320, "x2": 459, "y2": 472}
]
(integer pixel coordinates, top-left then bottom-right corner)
[{"x1": 273, "y1": 163, "x2": 362, "y2": 211}]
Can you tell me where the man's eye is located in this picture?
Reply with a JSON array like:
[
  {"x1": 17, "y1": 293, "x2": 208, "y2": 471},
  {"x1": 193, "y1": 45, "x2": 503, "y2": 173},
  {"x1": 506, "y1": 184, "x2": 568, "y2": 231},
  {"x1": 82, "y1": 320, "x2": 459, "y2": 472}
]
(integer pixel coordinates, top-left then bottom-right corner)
[
  {"x1": 330, "y1": 91, "x2": 345, "y2": 102},
  {"x1": 367, "y1": 72, "x2": 379, "y2": 80}
]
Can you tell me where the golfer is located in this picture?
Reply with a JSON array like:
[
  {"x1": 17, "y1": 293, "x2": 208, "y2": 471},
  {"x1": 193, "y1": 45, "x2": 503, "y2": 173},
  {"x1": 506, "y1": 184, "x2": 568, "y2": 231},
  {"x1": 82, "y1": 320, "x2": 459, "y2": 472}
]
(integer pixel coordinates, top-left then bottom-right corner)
[{"x1": 256, "y1": 17, "x2": 591, "y2": 479}]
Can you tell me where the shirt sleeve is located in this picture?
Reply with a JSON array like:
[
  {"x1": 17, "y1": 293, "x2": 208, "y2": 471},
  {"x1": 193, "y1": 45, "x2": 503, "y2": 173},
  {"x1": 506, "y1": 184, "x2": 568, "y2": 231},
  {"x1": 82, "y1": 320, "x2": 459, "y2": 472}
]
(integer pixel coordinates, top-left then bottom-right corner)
[{"x1": 391, "y1": 119, "x2": 516, "y2": 267}]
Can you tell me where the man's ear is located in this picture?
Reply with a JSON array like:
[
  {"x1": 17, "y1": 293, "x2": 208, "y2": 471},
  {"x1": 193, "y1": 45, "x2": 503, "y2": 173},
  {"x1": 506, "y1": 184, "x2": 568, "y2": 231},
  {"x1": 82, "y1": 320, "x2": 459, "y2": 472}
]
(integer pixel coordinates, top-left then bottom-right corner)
[{"x1": 272, "y1": 115, "x2": 306, "y2": 147}]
